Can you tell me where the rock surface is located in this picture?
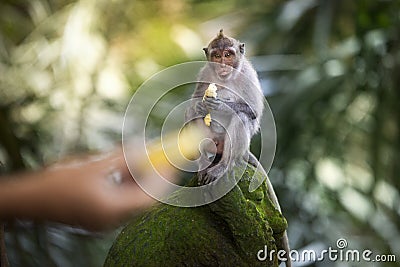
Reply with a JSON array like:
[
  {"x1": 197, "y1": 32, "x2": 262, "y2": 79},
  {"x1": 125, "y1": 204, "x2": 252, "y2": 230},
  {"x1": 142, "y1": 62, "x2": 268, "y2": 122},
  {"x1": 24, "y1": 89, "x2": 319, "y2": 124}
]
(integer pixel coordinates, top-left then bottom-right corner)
[{"x1": 104, "y1": 164, "x2": 287, "y2": 267}]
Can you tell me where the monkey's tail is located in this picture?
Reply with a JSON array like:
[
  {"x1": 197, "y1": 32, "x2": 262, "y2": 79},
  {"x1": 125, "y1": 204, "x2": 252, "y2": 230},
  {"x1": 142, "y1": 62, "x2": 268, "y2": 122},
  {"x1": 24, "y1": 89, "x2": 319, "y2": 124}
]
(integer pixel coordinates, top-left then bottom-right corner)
[{"x1": 246, "y1": 152, "x2": 292, "y2": 267}]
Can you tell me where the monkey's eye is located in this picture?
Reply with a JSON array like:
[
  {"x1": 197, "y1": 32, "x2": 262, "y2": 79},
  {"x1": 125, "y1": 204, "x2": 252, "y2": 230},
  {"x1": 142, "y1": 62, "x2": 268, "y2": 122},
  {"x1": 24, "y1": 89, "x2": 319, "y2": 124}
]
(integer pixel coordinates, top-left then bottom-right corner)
[
  {"x1": 213, "y1": 54, "x2": 221, "y2": 59},
  {"x1": 224, "y1": 52, "x2": 231, "y2": 58}
]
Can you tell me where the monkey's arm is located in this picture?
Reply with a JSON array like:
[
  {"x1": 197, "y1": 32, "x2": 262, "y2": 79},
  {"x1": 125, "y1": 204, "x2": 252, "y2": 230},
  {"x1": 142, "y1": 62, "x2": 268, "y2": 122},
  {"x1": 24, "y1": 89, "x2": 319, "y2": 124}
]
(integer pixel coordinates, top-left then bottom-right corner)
[
  {"x1": 204, "y1": 97, "x2": 257, "y2": 120},
  {"x1": 225, "y1": 101, "x2": 257, "y2": 120},
  {"x1": 184, "y1": 83, "x2": 209, "y2": 122},
  {"x1": 193, "y1": 82, "x2": 209, "y2": 98}
]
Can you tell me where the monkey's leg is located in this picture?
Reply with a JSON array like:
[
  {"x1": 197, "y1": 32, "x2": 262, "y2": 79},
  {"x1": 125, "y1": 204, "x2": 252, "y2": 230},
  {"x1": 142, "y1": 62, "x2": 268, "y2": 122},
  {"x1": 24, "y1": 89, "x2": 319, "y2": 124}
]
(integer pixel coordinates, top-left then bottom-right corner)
[
  {"x1": 194, "y1": 120, "x2": 222, "y2": 185},
  {"x1": 197, "y1": 156, "x2": 212, "y2": 185},
  {"x1": 202, "y1": 114, "x2": 250, "y2": 184},
  {"x1": 197, "y1": 140, "x2": 217, "y2": 185}
]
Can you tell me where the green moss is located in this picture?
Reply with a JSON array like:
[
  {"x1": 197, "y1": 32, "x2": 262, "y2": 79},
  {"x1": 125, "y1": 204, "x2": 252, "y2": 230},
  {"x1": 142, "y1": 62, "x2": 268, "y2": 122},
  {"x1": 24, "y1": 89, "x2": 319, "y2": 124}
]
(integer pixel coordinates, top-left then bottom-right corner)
[{"x1": 104, "y1": 164, "x2": 287, "y2": 267}]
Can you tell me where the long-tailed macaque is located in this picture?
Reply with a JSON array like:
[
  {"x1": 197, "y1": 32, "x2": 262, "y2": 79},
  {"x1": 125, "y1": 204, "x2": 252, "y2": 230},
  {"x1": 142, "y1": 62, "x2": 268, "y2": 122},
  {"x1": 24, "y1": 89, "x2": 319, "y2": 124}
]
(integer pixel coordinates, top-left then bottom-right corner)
[
  {"x1": 185, "y1": 29, "x2": 263, "y2": 184},
  {"x1": 185, "y1": 29, "x2": 292, "y2": 267}
]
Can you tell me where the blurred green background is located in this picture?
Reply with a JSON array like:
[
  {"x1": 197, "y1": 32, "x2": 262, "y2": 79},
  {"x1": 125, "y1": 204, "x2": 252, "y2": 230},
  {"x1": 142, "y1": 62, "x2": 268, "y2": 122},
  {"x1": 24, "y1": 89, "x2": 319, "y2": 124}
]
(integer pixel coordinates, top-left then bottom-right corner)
[{"x1": 1, "y1": 0, "x2": 399, "y2": 266}]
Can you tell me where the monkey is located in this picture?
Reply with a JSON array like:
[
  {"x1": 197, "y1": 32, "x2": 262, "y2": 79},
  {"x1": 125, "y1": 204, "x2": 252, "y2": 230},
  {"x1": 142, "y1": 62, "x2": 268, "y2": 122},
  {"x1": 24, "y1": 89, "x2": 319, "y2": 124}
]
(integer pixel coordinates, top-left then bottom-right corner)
[
  {"x1": 185, "y1": 29, "x2": 263, "y2": 184},
  {"x1": 185, "y1": 29, "x2": 292, "y2": 267}
]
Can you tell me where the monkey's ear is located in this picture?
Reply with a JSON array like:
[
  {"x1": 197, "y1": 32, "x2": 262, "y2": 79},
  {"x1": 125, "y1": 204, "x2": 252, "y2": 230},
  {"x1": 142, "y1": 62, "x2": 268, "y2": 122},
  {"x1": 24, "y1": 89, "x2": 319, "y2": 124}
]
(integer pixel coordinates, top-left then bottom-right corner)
[
  {"x1": 239, "y1": 43, "x2": 245, "y2": 54},
  {"x1": 203, "y1": 47, "x2": 208, "y2": 55}
]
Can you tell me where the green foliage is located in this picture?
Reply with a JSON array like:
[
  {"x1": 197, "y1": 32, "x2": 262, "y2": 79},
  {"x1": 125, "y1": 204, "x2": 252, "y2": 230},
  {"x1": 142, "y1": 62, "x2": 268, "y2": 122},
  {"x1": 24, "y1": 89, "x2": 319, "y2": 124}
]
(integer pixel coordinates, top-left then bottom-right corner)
[{"x1": 239, "y1": 0, "x2": 400, "y2": 265}]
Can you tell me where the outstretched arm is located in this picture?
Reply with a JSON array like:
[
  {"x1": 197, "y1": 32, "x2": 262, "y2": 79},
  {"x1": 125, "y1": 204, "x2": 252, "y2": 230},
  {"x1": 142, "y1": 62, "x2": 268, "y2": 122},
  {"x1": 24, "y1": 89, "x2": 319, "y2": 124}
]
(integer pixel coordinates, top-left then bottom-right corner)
[{"x1": 0, "y1": 148, "x2": 176, "y2": 231}]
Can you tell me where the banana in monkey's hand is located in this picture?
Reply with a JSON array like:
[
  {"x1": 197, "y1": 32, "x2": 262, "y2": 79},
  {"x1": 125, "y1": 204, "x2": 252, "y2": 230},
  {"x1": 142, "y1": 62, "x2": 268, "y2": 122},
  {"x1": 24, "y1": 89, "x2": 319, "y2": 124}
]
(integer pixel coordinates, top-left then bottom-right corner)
[
  {"x1": 203, "y1": 83, "x2": 218, "y2": 100},
  {"x1": 203, "y1": 83, "x2": 218, "y2": 126}
]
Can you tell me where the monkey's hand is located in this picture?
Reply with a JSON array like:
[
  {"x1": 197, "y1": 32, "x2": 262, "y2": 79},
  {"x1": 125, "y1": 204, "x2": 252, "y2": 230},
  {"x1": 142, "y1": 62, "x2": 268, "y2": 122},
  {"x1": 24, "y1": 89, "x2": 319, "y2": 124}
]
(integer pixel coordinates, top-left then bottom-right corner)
[
  {"x1": 198, "y1": 162, "x2": 228, "y2": 185},
  {"x1": 203, "y1": 96, "x2": 233, "y2": 115},
  {"x1": 194, "y1": 100, "x2": 208, "y2": 116}
]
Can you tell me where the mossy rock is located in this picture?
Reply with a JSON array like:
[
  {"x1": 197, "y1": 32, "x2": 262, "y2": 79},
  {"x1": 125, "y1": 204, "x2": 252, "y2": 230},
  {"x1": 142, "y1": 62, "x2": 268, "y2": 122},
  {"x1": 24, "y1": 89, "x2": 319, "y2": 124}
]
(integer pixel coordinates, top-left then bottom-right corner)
[{"x1": 104, "y1": 164, "x2": 287, "y2": 267}]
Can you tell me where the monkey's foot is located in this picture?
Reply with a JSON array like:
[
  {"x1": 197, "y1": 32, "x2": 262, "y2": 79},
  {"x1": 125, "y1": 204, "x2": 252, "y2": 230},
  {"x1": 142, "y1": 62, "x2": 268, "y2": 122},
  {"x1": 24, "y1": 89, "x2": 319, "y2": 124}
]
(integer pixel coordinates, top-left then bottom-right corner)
[
  {"x1": 198, "y1": 164, "x2": 227, "y2": 185},
  {"x1": 243, "y1": 152, "x2": 258, "y2": 168}
]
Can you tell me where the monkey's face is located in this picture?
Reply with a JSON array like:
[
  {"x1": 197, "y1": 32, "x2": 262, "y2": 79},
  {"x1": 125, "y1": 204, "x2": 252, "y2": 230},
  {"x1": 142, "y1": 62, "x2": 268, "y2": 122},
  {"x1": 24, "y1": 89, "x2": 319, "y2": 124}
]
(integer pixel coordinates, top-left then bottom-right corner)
[
  {"x1": 209, "y1": 48, "x2": 238, "y2": 80},
  {"x1": 204, "y1": 36, "x2": 245, "y2": 80}
]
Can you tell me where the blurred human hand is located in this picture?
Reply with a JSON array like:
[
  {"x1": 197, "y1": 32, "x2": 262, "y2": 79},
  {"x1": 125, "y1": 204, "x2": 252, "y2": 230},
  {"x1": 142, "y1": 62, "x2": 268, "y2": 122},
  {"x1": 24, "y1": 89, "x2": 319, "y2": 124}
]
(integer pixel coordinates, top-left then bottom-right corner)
[
  {"x1": 0, "y1": 127, "x2": 204, "y2": 230},
  {"x1": 0, "y1": 147, "x2": 175, "y2": 231}
]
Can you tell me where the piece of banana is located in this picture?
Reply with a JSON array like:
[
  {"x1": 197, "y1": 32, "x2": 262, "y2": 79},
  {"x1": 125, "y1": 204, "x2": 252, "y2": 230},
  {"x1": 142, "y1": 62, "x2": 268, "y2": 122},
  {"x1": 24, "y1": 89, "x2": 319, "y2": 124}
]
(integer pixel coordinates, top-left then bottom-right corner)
[
  {"x1": 203, "y1": 83, "x2": 217, "y2": 126},
  {"x1": 146, "y1": 125, "x2": 204, "y2": 168},
  {"x1": 204, "y1": 113, "x2": 212, "y2": 127},
  {"x1": 203, "y1": 83, "x2": 218, "y2": 100}
]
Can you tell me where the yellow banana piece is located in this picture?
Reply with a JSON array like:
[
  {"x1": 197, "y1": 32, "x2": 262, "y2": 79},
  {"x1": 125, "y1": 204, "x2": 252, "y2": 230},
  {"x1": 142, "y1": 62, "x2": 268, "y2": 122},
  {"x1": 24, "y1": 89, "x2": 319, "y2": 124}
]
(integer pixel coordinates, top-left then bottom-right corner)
[
  {"x1": 146, "y1": 125, "x2": 204, "y2": 169},
  {"x1": 203, "y1": 83, "x2": 217, "y2": 126},
  {"x1": 204, "y1": 113, "x2": 212, "y2": 127}
]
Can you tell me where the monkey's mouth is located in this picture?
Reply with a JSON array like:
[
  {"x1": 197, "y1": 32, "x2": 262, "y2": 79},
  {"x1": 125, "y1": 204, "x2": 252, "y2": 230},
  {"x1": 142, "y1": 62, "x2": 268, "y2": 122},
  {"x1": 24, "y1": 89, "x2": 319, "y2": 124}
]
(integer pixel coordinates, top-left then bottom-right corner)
[{"x1": 217, "y1": 67, "x2": 233, "y2": 78}]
